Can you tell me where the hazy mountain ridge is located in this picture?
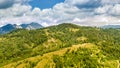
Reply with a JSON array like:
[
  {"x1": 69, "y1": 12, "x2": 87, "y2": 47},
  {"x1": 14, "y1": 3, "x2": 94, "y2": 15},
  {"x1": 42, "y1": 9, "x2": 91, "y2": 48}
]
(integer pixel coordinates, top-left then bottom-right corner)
[
  {"x1": 0, "y1": 22, "x2": 43, "y2": 34},
  {"x1": 0, "y1": 23, "x2": 120, "y2": 68},
  {"x1": 101, "y1": 25, "x2": 120, "y2": 29}
]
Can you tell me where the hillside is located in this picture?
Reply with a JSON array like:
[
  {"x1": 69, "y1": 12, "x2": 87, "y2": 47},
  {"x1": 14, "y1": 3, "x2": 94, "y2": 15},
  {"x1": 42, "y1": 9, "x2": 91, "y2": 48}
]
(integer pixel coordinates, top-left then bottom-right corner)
[{"x1": 0, "y1": 23, "x2": 120, "y2": 68}]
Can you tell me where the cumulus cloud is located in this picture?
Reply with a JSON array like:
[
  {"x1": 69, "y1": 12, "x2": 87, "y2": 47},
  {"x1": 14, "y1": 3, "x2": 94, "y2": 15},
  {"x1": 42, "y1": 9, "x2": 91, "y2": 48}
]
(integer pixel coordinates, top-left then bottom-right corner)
[
  {"x1": 0, "y1": 0, "x2": 120, "y2": 27},
  {"x1": 109, "y1": 4, "x2": 120, "y2": 16},
  {"x1": 65, "y1": 0, "x2": 101, "y2": 8},
  {"x1": 73, "y1": 15, "x2": 120, "y2": 26},
  {"x1": 0, "y1": 4, "x2": 32, "y2": 17},
  {"x1": 95, "y1": 4, "x2": 120, "y2": 16},
  {"x1": 94, "y1": 5, "x2": 112, "y2": 14},
  {"x1": 101, "y1": 0, "x2": 120, "y2": 5},
  {"x1": 0, "y1": 0, "x2": 30, "y2": 9},
  {"x1": 0, "y1": 0, "x2": 14, "y2": 9}
]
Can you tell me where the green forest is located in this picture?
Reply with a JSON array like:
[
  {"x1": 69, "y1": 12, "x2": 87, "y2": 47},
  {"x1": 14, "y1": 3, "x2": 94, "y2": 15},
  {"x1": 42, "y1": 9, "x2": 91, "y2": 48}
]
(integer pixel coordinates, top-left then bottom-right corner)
[{"x1": 0, "y1": 23, "x2": 120, "y2": 68}]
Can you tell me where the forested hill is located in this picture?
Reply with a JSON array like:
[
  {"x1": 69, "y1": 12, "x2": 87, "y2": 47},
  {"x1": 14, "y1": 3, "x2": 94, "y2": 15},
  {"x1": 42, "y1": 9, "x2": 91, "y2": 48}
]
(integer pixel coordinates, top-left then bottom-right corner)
[{"x1": 0, "y1": 23, "x2": 120, "y2": 68}]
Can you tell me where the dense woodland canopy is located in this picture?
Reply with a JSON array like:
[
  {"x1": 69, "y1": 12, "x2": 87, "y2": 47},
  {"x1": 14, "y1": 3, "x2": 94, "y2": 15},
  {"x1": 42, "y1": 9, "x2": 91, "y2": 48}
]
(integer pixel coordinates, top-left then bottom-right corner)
[{"x1": 0, "y1": 23, "x2": 120, "y2": 68}]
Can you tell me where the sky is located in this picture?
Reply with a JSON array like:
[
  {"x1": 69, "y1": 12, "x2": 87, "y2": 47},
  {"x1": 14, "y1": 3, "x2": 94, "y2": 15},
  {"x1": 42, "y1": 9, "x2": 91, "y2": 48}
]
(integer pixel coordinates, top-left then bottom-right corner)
[
  {"x1": 29, "y1": 0, "x2": 65, "y2": 10},
  {"x1": 0, "y1": 0, "x2": 120, "y2": 27}
]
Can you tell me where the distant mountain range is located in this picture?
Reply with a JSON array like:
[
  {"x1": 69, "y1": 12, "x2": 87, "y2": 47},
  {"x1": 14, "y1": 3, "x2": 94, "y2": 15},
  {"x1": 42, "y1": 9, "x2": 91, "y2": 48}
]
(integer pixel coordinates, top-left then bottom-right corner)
[
  {"x1": 0, "y1": 22, "x2": 43, "y2": 34},
  {"x1": 101, "y1": 25, "x2": 120, "y2": 29},
  {"x1": 1, "y1": 23, "x2": 120, "y2": 34}
]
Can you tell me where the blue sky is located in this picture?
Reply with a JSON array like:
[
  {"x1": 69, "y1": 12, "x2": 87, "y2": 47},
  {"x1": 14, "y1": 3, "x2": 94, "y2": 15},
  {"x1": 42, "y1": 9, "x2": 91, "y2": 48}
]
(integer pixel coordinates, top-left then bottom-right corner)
[
  {"x1": 0, "y1": 0, "x2": 120, "y2": 26},
  {"x1": 29, "y1": 0, "x2": 65, "y2": 9}
]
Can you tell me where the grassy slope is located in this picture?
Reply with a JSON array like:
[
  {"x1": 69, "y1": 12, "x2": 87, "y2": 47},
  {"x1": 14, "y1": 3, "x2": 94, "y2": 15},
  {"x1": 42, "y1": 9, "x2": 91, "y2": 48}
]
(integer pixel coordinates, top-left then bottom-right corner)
[
  {"x1": 0, "y1": 23, "x2": 120, "y2": 68},
  {"x1": 2, "y1": 43, "x2": 119, "y2": 68}
]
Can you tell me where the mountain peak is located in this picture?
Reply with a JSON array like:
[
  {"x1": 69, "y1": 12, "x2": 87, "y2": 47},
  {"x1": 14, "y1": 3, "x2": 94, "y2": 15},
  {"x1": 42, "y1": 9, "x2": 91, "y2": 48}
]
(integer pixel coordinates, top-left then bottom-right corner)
[
  {"x1": 21, "y1": 22, "x2": 43, "y2": 30},
  {"x1": 30, "y1": 22, "x2": 39, "y2": 25},
  {"x1": 0, "y1": 23, "x2": 44, "y2": 34},
  {"x1": 0, "y1": 24, "x2": 15, "y2": 34},
  {"x1": 29, "y1": 22, "x2": 43, "y2": 29}
]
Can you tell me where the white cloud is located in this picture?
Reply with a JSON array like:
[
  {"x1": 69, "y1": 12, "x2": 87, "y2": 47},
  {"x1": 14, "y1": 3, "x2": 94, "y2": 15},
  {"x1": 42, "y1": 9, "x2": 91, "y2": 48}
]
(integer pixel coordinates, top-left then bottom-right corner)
[
  {"x1": 0, "y1": 0, "x2": 30, "y2": 9},
  {"x1": 73, "y1": 15, "x2": 120, "y2": 26},
  {"x1": 95, "y1": 4, "x2": 120, "y2": 16},
  {"x1": 95, "y1": 5, "x2": 112, "y2": 14},
  {"x1": 101, "y1": 0, "x2": 120, "y2": 4},
  {"x1": 0, "y1": 0, "x2": 120, "y2": 27},
  {"x1": 109, "y1": 4, "x2": 120, "y2": 16},
  {"x1": 65, "y1": 0, "x2": 89, "y2": 5},
  {"x1": 0, "y1": 4, "x2": 32, "y2": 17}
]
